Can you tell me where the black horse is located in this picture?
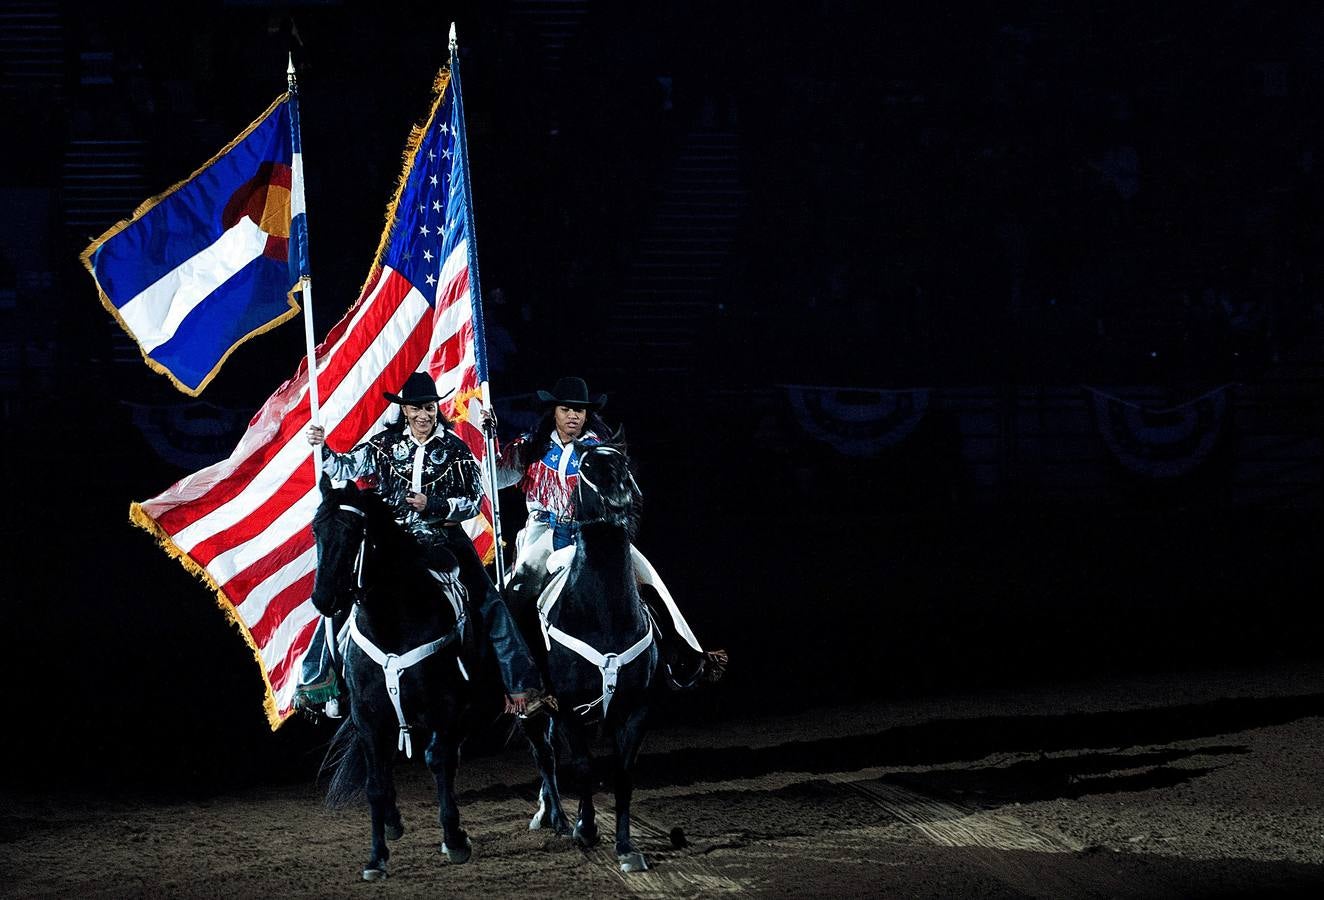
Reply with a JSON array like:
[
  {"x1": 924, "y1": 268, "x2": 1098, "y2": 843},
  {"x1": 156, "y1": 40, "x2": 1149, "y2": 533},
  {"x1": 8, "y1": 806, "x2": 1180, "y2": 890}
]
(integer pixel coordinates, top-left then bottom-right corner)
[
  {"x1": 313, "y1": 481, "x2": 476, "y2": 881},
  {"x1": 519, "y1": 442, "x2": 659, "y2": 873}
]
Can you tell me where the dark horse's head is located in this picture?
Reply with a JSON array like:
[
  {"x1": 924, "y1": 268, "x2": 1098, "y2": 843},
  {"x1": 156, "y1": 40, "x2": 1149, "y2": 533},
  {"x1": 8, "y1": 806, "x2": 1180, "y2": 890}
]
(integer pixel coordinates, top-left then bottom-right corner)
[
  {"x1": 311, "y1": 479, "x2": 391, "y2": 617},
  {"x1": 574, "y1": 442, "x2": 641, "y2": 538}
]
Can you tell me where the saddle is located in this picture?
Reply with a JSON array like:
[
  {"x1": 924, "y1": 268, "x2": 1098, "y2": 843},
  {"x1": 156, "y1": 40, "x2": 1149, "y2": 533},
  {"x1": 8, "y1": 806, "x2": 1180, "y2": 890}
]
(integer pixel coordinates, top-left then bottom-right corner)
[{"x1": 535, "y1": 545, "x2": 728, "y2": 693}]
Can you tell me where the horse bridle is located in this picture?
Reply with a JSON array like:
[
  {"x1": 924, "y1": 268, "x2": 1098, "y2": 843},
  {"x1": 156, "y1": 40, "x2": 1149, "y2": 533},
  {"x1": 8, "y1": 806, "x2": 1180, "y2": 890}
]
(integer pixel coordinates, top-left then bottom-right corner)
[
  {"x1": 573, "y1": 445, "x2": 640, "y2": 523},
  {"x1": 329, "y1": 503, "x2": 370, "y2": 613}
]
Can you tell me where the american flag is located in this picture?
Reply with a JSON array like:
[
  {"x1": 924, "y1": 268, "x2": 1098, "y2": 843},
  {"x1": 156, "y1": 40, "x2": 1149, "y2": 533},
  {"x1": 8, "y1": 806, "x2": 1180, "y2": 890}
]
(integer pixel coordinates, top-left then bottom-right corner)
[{"x1": 131, "y1": 60, "x2": 499, "y2": 729}]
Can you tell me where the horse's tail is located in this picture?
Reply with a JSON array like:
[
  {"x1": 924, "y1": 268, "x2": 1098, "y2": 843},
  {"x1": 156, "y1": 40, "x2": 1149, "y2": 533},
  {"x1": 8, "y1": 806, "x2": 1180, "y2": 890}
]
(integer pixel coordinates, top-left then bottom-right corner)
[{"x1": 318, "y1": 718, "x2": 367, "y2": 809}]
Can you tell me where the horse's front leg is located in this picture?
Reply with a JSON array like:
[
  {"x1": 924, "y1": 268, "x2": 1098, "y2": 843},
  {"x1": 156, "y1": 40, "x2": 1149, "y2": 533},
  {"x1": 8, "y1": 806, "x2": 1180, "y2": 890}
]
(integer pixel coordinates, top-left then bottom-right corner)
[
  {"x1": 384, "y1": 777, "x2": 404, "y2": 841},
  {"x1": 611, "y1": 702, "x2": 651, "y2": 872},
  {"x1": 359, "y1": 730, "x2": 394, "y2": 880},
  {"x1": 521, "y1": 715, "x2": 571, "y2": 834},
  {"x1": 563, "y1": 719, "x2": 598, "y2": 848},
  {"x1": 425, "y1": 728, "x2": 471, "y2": 863}
]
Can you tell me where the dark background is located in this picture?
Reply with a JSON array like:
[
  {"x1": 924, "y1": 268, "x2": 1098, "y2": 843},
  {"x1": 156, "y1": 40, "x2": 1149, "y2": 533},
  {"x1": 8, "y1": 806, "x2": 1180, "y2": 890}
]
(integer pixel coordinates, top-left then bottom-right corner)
[{"x1": 1, "y1": 0, "x2": 1320, "y2": 795}]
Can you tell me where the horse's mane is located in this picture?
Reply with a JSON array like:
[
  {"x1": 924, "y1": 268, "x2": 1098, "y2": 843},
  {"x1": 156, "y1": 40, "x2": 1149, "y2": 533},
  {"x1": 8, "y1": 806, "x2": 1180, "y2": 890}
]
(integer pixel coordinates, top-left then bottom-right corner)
[
  {"x1": 312, "y1": 482, "x2": 456, "y2": 620},
  {"x1": 314, "y1": 484, "x2": 415, "y2": 555},
  {"x1": 314, "y1": 483, "x2": 392, "y2": 528}
]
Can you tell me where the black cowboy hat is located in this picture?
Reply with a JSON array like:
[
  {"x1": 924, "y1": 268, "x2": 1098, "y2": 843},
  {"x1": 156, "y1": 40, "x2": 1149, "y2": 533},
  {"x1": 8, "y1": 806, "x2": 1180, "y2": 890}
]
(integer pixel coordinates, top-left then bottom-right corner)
[
  {"x1": 536, "y1": 376, "x2": 606, "y2": 410},
  {"x1": 383, "y1": 372, "x2": 455, "y2": 405}
]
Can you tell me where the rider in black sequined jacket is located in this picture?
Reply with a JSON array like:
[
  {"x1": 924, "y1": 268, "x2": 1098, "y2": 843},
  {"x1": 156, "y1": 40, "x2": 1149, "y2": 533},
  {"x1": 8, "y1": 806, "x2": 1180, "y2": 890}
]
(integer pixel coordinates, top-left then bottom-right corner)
[{"x1": 303, "y1": 372, "x2": 544, "y2": 712}]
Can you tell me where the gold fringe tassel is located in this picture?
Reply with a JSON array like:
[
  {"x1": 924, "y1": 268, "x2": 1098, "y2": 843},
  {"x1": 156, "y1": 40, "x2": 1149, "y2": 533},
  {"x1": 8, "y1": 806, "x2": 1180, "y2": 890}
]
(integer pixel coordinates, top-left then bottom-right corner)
[
  {"x1": 357, "y1": 68, "x2": 453, "y2": 299},
  {"x1": 129, "y1": 503, "x2": 290, "y2": 731}
]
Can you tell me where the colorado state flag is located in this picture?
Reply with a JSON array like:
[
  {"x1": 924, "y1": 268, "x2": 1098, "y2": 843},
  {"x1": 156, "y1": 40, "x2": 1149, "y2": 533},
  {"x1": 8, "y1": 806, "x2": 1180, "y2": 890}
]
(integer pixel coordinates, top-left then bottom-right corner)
[{"x1": 82, "y1": 93, "x2": 308, "y2": 395}]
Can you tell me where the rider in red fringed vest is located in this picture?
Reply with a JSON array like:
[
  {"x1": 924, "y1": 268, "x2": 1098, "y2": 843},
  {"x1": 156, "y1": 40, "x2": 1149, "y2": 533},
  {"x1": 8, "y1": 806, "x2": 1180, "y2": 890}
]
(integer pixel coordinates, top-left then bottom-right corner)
[{"x1": 486, "y1": 376, "x2": 727, "y2": 689}]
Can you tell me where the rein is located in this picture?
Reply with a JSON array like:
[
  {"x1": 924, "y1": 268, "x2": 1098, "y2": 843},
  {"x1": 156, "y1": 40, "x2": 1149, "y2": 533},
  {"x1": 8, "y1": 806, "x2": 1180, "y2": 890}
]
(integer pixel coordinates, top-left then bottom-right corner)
[{"x1": 344, "y1": 503, "x2": 368, "y2": 593}]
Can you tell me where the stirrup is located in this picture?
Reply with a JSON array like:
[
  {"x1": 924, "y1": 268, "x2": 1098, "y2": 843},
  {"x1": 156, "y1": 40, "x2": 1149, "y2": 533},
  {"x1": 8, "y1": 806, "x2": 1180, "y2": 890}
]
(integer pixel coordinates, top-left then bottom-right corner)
[{"x1": 663, "y1": 649, "x2": 729, "y2": 692}]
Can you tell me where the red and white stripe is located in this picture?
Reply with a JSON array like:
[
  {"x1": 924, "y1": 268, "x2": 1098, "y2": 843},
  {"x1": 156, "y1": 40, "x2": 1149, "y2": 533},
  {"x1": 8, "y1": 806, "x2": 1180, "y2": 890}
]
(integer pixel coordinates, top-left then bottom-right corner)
[{"x1": 135, "y1": 239, "x2": 494, "y2": 727}]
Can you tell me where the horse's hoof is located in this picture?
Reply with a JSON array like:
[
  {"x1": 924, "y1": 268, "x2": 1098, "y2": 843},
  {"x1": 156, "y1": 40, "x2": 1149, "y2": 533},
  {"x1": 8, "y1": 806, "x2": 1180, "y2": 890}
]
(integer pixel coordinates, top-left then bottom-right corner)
[
  {"x1": 441, "y1": 835, "x2": 472, "y2": 864},
  {"x1": 618, "y1": 851, "x2": 649, "y2": 873},
  {"x1": 362, "y1": 863, "x2": 387, "y2": 881},
  {"x1": 573, "y1": 821, "x2": 599, "y2": 849},
  {"x1": 385, "y1": 822, "x2": 405, "y2": 841}
]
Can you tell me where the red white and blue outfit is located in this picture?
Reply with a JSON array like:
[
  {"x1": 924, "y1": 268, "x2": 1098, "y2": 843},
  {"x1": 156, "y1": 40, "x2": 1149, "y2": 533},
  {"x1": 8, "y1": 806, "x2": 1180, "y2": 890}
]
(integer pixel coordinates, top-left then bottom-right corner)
[{"x1": 498, "y1": 426, "x2": 603, "y2": 557}]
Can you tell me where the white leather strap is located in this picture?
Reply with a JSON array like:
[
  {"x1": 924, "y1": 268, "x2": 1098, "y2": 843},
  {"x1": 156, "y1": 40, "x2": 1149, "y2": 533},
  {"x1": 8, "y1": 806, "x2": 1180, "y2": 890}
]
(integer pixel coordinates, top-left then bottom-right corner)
[
  {"x1": 543, "y1": 621, "x2": 653, "y2": 717},
  {"x1": 348, "y1": 609, "x2": 461, "y2": 758}
]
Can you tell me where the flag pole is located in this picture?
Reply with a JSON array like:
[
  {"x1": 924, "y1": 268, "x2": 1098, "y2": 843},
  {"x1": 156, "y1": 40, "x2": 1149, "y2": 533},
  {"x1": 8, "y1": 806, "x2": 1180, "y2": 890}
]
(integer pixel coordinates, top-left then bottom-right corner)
[
  {"x1": 450, "y1": 23, "x2": 508, "y2": 586},
  {"x1": 288, "y1": 53, "x2": 322, "y2": 479}
]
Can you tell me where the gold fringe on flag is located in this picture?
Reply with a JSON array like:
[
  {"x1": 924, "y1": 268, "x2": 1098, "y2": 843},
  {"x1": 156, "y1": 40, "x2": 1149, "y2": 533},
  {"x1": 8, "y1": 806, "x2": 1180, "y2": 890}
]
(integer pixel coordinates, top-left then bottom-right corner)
[
  {"x1": 129, "y1": 502, "x2": 288, "y2": 730},
  {"x1": 357, "y1": 68, "x2": 453, "y2": 299}
]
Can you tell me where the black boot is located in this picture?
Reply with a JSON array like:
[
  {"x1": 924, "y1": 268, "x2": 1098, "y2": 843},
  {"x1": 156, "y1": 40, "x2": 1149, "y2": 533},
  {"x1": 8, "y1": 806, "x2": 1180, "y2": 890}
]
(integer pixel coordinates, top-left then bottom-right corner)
[
  {"x1": 639, "y1": 586, "x2": 726, "y2": 690},
  {"x1": 441, "y1": 529, "x2": 544, "y2": 698}
]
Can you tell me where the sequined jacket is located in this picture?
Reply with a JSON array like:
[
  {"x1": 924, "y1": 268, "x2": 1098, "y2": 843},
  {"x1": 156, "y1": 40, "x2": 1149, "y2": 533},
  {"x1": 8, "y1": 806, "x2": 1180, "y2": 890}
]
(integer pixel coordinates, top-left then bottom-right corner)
[{"x1": 322, "y1": 425, "x2": 483, "y2": 540}]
